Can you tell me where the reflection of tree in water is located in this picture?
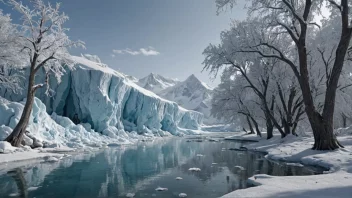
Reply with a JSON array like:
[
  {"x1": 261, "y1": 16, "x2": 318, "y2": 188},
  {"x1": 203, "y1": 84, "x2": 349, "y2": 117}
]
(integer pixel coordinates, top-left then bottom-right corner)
[
  {"x1": 8, "y1": 168, "x2": 28, "y2": 198},
  {"x1": 179, "y1": 140, "x2": 323, "y2": 192}
]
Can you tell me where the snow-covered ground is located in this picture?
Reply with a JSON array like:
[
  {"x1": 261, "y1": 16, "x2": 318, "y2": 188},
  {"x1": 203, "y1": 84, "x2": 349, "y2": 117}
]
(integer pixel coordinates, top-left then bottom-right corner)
[{"x1": 221, "y1": 131, "x2": 352, "y2": 198}]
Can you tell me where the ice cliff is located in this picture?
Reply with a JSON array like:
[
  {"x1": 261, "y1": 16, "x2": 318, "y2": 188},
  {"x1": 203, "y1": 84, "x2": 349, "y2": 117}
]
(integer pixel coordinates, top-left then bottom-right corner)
[{"x1": 0, "y1": 56, "x2": 203, "y2": 142}]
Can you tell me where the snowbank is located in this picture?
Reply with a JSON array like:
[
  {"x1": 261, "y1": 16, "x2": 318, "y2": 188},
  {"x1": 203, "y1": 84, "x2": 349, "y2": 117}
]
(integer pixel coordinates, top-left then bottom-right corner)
[
  {"x1": 0, "y1": 56, "x2": 203, "y2": 137},
  {"x1": 222, "y1": 132, "x2": 352, "y2": 198}
]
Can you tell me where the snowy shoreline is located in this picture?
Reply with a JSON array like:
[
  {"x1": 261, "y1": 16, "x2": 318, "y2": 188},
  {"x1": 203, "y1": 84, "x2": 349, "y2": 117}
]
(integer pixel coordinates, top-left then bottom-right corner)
[{"x1": 221, "y1": 132, "x2": 352, "y2": 198}]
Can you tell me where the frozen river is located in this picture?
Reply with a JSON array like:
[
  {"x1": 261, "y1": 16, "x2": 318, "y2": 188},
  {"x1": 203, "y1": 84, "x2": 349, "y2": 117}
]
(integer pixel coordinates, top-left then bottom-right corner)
[{"x1": 0, "y1": 134, "x2": 325, "y2": 198}]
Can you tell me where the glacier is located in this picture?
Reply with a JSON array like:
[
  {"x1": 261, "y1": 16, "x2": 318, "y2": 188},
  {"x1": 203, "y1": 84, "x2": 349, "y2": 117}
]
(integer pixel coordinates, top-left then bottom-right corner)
[{"x1": 0, "y1": 56, "x2": 203, "y2": 146}]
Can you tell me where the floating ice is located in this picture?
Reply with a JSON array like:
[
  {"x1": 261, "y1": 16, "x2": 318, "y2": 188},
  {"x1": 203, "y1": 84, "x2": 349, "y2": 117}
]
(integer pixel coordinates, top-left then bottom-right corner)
[
  {"x1": 175, "y1": 177, "x2": 183, "y2": 180},
  {"x1": 179, "y1": 193, "x2": 187, "y2": 197},
  {"x1": 188, "y1": 167, "x2": 201, "y2": 172},
  {"x1": 28, "y1": 186, "x2": 40, "y2": 191},
  {"x1": 126, "y1": 193, "x2": 135, "y2": 197},
  {"x1": 155, "y1": 187, "x2": 168, "y2": 191}
]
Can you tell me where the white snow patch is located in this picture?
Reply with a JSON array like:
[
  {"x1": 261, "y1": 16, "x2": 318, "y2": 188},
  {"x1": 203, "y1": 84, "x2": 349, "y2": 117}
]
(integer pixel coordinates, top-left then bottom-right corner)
[
  {"x1": 0, "y1": 141, "x2": 16, "y2": 153},
  {"x1": 188, "y1": 167, "x2": 201, "y2": 172},
  {"x1": 175, "y1": 177, "x2": 183, "y2": 180},
  {"x1": 221, "y1": 131, "x2": 352, "y2": 198},
  {"x1": 179, "y1": 193, "x2": 187, "y2": 197}
]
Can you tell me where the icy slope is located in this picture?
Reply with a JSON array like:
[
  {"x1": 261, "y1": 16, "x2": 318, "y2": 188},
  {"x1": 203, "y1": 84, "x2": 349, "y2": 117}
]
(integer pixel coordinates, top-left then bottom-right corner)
[
  {"x1": 137, "y1": 73, "x2": 180, "y2": 94},
  {"x1": 0, "y1": 56, "x2": 203, "y2": 137},
  {"x1": 0, "y1": 97, "x2": 130, "y2": 148}
]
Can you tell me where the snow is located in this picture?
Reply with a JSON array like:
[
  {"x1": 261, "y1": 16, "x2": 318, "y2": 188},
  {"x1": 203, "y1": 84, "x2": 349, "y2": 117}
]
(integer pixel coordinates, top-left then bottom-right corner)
[
  {"x1": 188, "y1": 167, "x2": 201, "y2": 171},
  {"x1": 0, "y1": 141, "x2": 16, "y2": 153},
  {"x1": 138, "y1": 73, "x2": 180, "y2": 94},
  {"x1": 159, "y1": 74, "x2": 216, "y2": 124},
  {"x1": 221, "y1": 131, "x2": 352, "y2": 198},
  {"x1": 0, "y1": 149, "x2": 64, "y2": 164}
]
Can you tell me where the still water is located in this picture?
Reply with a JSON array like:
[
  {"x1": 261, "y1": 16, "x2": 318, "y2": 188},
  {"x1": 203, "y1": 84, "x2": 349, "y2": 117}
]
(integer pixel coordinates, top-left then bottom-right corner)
[{"x1": 0, "y1": 136, "x2": 324, "y2": 198}]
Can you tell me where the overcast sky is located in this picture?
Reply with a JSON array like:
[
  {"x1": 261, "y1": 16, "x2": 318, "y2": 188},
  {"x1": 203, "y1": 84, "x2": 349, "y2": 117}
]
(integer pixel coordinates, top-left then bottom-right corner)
[{"x1": 2, "y1": 0, "x2": 247, "y2": 86}]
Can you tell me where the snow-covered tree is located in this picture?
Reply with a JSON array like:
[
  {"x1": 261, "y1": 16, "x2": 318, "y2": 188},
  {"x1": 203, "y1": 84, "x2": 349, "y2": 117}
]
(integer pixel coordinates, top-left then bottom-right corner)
[
  {"x1": 211, "y1": 0, "x2": 352, "y2": 150},
  {"x1": 4, "y1": 0, "x2": 84, "y2": 147},
  {"x1": 0, "y1": 10, "x2": 25, "y2": 91}
]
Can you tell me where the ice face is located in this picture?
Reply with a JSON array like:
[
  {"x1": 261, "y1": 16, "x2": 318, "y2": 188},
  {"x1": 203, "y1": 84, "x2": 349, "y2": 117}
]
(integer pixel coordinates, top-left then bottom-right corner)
[{"x1": 0, "y1": 56, "x2": 203, "y2": 140}]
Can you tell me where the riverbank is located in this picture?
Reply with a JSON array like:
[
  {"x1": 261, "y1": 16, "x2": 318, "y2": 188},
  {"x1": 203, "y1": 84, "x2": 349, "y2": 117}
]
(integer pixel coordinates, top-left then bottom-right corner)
[{"x1": 222, "y1": 131, "x2": 352, "y2": 198}]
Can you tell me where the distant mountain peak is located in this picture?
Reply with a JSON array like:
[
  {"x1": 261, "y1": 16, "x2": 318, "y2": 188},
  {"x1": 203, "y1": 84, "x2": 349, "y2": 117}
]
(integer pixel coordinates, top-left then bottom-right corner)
[{"x1": 138, "y1": 73, "x2": 180, "y2": 94}]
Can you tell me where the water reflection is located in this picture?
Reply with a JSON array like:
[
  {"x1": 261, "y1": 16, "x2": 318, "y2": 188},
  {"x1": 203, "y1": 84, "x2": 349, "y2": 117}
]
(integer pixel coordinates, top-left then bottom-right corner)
[{"x1": 0, "y1": 138, "x2": 324, "y2": 198}]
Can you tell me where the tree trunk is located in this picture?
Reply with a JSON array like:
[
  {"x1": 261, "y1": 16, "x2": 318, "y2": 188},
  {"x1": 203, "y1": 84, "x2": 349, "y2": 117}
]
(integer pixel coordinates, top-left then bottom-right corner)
[
  {"x1": 306, "y1": 110, "x2": 342, "y2": 150},
  {"x1": 5, "y1": 71, "x2": 36, "y2": 147},
  {"x1": 246, "y1": 116, "x2": 255, "y2": 134},
  {"x1": 250, "y1": 116, "x2": 261, "y2": 137},
  {"x1": 342, "y1": 113, "x2": 347, "y2": 128},
  {"x1": 265, "y1": 112, "x2": 274, "y2": 139}
]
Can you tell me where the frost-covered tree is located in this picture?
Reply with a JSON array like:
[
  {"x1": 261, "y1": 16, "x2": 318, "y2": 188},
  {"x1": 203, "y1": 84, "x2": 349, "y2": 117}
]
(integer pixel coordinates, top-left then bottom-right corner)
[
  {"x1": 211, "y1": 68, "x2": 263, "y2": 136},
  {"x1": 212, "y1": 0, "x2": 352, "y2": 150},
  {"x1": 203, "y1": 24, "x2": 305, "y2": 139},
  {"x1": 4, "y1": 0, "x2": 84, "y2": 147},
  {"x1": 0, "y1": 10, "x2": 25, "y2": 91}
]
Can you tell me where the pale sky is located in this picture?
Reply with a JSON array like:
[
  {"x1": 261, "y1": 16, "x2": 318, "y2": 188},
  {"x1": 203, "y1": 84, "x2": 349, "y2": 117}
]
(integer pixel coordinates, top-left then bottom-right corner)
[{"x1": 2, "y1": 0, "x2": 247, "y2": 86}]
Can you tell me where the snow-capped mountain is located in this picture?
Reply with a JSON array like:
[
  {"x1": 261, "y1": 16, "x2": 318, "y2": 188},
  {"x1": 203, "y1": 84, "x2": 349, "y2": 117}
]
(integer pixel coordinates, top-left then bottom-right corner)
[
  {"x1": 160, "y1": 74, "x2": 212, "y2": 110},
  {"x1": 137, "y1": 73, "x2": 180, "y2": 94},
  {"x1": 138, "y1": 73, "x2": 217, "y2": 124}
]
